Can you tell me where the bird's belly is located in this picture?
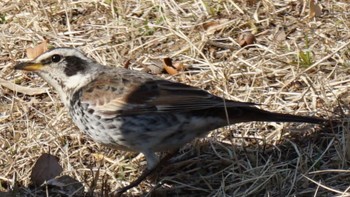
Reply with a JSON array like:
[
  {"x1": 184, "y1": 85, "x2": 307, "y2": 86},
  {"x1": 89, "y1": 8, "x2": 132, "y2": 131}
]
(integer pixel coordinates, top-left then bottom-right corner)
[
  {"x1": 69, "y1": 109, "x2": 127, "y2": 148},
  {"x1": 69, "y1": 105, "x2": 225, "y2": 152}
]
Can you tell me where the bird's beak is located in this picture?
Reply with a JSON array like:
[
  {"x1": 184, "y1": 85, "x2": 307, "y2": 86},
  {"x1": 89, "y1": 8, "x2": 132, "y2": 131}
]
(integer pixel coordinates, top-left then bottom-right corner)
[{"x1": 14, "y1": 62, "x2": 43, "y2": 71}]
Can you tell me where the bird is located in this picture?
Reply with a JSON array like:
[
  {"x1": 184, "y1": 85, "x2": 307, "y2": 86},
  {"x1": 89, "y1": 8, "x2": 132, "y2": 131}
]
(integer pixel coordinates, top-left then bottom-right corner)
[{"x1": 15, "y1": 47, "x2": 327, "y2": 194}]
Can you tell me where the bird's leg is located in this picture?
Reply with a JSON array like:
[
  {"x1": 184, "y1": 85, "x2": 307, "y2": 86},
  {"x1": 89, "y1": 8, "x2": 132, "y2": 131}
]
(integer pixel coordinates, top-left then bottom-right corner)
[
  {"x1": 114, "y1": 150, "x2": 178, "y2": 196},
  {"x1": 114, "y1": 166, "x2": 155, "y2": 196}
]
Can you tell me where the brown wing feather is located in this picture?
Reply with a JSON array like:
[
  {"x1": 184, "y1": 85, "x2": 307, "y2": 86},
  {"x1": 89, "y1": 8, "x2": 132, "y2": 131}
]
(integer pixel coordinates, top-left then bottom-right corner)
[{"x1": 79, "y1": 71, "x2": 257, "y2": 117}]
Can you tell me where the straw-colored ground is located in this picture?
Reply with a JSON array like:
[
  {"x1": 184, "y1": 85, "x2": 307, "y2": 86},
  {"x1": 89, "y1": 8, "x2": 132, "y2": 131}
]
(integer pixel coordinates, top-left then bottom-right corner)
[{"x1": 1, "y1": 0, "x2": 350, "y2": 196}]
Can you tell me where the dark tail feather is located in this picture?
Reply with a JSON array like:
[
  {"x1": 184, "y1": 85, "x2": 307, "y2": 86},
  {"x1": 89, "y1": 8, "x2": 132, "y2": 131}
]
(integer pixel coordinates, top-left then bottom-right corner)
[{"x1": 228, "y1": 107, "x2": 326, "y2": 124}]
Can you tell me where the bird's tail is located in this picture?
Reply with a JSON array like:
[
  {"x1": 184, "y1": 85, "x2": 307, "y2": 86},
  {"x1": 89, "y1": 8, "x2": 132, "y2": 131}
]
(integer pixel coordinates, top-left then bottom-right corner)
[{"x1": 226, "y1": 106, "x2": 326, "y2": 124}]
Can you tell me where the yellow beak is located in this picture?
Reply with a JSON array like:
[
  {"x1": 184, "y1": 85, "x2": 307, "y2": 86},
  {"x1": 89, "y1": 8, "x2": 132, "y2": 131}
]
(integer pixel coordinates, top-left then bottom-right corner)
[{"x1": 14, "y1": 62, "x2": 43, "y2": 71}]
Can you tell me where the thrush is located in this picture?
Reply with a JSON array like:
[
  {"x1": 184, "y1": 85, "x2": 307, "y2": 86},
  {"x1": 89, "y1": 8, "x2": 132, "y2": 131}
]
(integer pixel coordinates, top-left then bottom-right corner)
[{"x1": 15, "y1": 47, "x2": 327, "y2": 194}]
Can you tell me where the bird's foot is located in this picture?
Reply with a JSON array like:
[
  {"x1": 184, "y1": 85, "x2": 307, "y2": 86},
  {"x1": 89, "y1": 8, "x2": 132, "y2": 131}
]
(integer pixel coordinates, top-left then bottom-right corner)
[{"x1": 112, "y1": 150, "x2": 178, "y2": 196}]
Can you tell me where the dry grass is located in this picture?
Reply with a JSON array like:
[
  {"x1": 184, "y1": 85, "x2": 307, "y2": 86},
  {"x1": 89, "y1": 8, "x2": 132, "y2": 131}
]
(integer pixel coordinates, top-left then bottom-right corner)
[{"x1": 1, "y1": 0, "x2": 350, "y2": 196}]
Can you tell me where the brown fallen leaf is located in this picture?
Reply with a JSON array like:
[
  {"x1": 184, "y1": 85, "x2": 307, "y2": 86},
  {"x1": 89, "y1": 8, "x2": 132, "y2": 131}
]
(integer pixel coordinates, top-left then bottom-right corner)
[
  {"x1": 26, "y1": 40, "x2": 49, "y2": 59},
  {"x1": 163, "y1": 57, "x2": 178, "y2": 75},
  {"x1": 0, "y1": 78, "x2": 48, "y2": 95},
  {"x1": 238, "y1": 32, "x2": 256, "y2": 47},
  {"x1": 203, "y1": 19, "x2": 229, "y2": 35},
  {"x1": 202, "y1": 21, "x2": 220, "y2": 30},
  {"x1": 173, "y1": 62, "x2": 187, "y2": 71},
  {"x1": 31, "y1": 153, "x2": 63, "y2": 186},
  {"x1": 123, "y1": 59, "x2": 131, "y2": 69},
  {"x1": 309, "y1": 0, "x2": 322, "y2": 19}
]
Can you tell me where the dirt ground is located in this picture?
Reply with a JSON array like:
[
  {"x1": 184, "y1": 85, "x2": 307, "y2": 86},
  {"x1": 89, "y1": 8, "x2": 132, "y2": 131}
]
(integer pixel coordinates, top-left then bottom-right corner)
[{"x1": 1, "y1": 0, "x2": 350, "y2": 196}]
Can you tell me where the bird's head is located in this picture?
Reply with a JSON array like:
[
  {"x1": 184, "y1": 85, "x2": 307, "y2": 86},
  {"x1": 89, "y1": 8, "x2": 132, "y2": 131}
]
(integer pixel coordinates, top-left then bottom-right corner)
[{"x1": 15, "y1": 47, "x2": 102, "y2": 105}]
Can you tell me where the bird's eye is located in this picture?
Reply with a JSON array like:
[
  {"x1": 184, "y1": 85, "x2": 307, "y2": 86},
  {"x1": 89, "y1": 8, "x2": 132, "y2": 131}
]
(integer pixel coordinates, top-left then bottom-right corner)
[{"x1": 51, "y1": 54, "x2": 61, "y2": 63}]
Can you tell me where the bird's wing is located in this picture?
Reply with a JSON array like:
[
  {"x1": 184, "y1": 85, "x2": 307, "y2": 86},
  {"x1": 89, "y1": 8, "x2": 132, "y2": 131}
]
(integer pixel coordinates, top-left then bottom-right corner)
[{"x1": 79, "y1": 71, "x2": 256, "y2": 117}]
